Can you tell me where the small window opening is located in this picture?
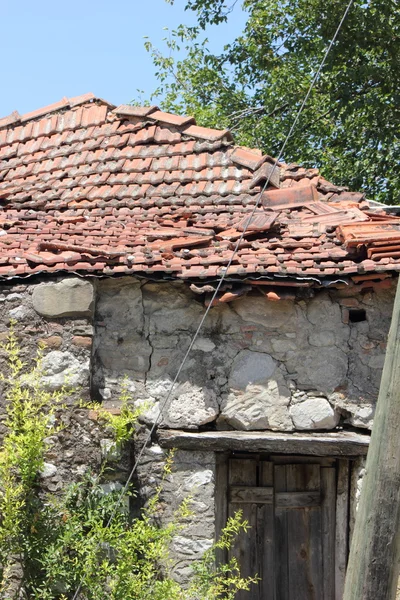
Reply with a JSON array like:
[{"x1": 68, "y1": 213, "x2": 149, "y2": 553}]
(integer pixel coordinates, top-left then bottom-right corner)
[{"x1": 349, "y1": 308, "x2": 367, "y2": 323}]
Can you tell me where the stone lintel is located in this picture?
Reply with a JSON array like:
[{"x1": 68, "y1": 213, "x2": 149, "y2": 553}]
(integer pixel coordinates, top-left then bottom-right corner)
[{"x1": 157, "y1": 429, "x2": 370, "y2": 457}]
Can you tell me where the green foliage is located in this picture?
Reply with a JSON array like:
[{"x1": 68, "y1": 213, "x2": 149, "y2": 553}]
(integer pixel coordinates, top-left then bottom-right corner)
[
  {"x1": 82, "y1": 377, "x2": 144, "y2": 448},
  {"x1": 0, "y1": 328, "x2": 255, "y2": 599},
  {"x1": 144, "y1": 0, "x2": 400, "y2": 204},
  {"x1": 0, "y1": 325, "x2": 65, "y2": 596}
]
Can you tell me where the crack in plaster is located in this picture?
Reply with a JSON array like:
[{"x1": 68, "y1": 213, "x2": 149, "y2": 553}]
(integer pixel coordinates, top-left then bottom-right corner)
[{"x1": 140, "y1": 282, "x2": 154, "y2": 386}]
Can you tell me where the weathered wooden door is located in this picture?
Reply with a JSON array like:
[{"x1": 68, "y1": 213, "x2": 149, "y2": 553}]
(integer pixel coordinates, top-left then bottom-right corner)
[{"x1": 220, "y1": 456, "x2": 349, "y2": 600}]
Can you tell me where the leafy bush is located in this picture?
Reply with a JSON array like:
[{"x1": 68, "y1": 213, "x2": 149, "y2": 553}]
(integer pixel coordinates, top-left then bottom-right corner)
[{"x1": 0, "y1": 327, "x2": 256, "y2": 599}]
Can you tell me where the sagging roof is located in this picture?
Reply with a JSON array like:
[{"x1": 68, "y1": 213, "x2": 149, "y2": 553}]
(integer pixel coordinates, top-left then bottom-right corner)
[{"x1": 0, "y1": 93, "x2": 399, "y2": 290}]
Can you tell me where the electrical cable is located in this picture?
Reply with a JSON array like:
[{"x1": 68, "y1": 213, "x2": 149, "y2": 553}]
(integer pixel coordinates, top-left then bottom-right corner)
[{"x1": 71, "y1": 1, "x2": 354, "y2": 596}]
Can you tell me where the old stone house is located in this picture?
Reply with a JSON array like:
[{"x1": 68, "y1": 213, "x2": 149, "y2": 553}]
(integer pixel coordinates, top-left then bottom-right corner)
[{"x1": 0, "y1": 94, "x2": 399, "y2": 599}]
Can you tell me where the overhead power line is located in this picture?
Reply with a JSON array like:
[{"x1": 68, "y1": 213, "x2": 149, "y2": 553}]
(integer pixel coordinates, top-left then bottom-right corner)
[{"x1": 71, "y1": 1, "x2": 354, "y2": 597}]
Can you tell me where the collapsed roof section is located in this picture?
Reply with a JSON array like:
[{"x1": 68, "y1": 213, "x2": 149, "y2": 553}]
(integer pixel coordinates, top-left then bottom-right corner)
[{"x1": 0, "y1": 93, "x2": 399, "y2": 296}]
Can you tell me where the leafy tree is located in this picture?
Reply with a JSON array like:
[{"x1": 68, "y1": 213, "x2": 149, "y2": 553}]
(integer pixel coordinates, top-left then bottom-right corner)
[{"x1": 145, "y1": 0, "x2": 400, "y2": 203}]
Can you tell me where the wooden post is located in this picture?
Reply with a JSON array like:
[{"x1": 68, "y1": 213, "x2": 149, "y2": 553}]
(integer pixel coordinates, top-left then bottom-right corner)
[{"x1": 343, "y1": 278, "x2": 400, "y2": 600}]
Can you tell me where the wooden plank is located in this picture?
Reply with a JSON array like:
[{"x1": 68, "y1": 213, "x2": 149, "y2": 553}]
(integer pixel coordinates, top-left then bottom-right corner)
[
  {"x1": 230, "y1": 486, "x2": 273, "y2": 504},
  {"x1": 286, "y1": 464, "x2": 323, "y2": 600},
  {"x1": 335, "y1": 460, "x2": 349, "y2": 600},
  {"x1": 215, "y1": 452, "x2": 229, "y2": 567},
  {"x1": 275, "y1": 465, "x2": 289, "y2": 600},
  {"x1": 321, "y1": 467, "x2": 336, "y2": 600},
  {"x1": 229, "y1": 458, "x2": 258, "y2": 600},
  {"x1": 259, "y1": 461, "x2": 275, "y2": 600},
  {"x1": 275, "y1": 490, "x2": 321, "y2": 508},
  {"x1": 157, "y1": 430, "x2": 370, "y2": 457},
  {"x1": 271, "y1": 455, "x2": 336, "y2": 467}
]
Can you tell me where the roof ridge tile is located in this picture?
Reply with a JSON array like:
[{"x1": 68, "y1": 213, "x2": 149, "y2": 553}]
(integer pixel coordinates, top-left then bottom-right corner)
[
  {"x1": 0, "y1": 111, "x2": 21, "y2": 130},
  {"x1": 112, "y1": 105, "x2": 159, "y2": 118},
  {"x1": 19, "y1": 97, "x2": 70, "y2": 124},
  {"x1": 69, "y1": 93, "x2": 96, "y2": 107},
  {"x1": 148, "y1": 110, "x2": 195, "y2": 128},
  {"x1": 0, "y1": 94, "x2": 114, "y2": 132},
  {"x1": 182, "y1": 124, "x2": 233, "y2": 143}
]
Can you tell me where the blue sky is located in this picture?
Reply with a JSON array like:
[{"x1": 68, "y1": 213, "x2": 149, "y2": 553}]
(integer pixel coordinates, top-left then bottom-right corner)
[{"x1": 1, "y1": 0, "x2": 246, "y2": 118}]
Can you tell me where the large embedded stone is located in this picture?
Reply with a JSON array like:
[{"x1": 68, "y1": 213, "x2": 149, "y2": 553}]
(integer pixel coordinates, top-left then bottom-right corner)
[
  {"x1": 308, "y1": 330, "x2": 336, "y2": 347},
  {"x1": 32, "y1": 278, "x2": 94, "y2": 318},
  {"x1": 295, "y1": 348, "x2": 348, "y2": 394},
  {"x1": 307, "y1": 294, "x2": 341, "y2": 327},
  {"x1": 350, "y1": 406, "x2": 374, "y2": 429},
  {"x1": 41, "y1": 351, "x2": 90, "y2": 390},
  {"x1": 229, "y1": 350, "x2": 276, "y2": 390},
  {"x1": 96, "y1": 279, "x2": 143, "y2": 331},
  {"x1": 172, "y1": 536, "x2": 213, "y2": 557},
  {"x1": 165, "y1": 384, "x2": 219, "y2": 429},
  {"x1": 289, "y1": 397, "x2": 339, "y2": 430},
  {"x1": 221, "y1": 380, "x2": 293, "y2": 431},
  {"x1": 233, "y1": 296, "x2": 296, "y2": 329},
  {"x1": 40, "y1": 462, "x2": 57, "y2": 478},
  {"x1": 222, "y1": 351, "x2": 292, "y2": 430}
]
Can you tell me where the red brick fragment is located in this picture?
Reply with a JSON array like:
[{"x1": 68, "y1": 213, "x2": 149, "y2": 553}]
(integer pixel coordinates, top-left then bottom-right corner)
[{"x1": 72, "y1": 336, "x2": 92, "y2": 348}]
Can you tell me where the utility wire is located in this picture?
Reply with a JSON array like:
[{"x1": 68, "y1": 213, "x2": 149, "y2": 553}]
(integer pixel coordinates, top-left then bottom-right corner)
[{"x1": 71, "y1": 2, "x2": 354, "y2": 597}]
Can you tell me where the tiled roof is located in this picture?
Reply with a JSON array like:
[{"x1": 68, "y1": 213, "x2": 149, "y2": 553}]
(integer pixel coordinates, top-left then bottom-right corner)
[{"x1": 0, "y1": 93, "x2": 399, "y2": 290}]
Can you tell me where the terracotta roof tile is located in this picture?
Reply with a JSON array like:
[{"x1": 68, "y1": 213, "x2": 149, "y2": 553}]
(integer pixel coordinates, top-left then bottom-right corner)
[
  {"x1": 230, "y1": 147, "x2": 263, "y2": 170},
  {"x1": 112, "y1": 105, "x2": 158, "y2": 118},
  {"x1": 183, "y1": 124, "x2": 233, "y2": 142},
  {"x1": 0, "y1": 111, "x2": 21, "y2": 130},
  {"x1": 0, "y1": 94, "x2": 398, "y2": 286},
  {"x1": 149, "y1": 110, "x2": 195, "y2": 127}
]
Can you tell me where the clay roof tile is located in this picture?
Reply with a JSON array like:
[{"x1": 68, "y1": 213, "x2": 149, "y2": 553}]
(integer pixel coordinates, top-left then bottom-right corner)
[
  {"x1": 0, "y1": 94, "x2": 397, "y2": 285},
  {"x1": 0, "y1": 111, "x2": 21, "y2": 130},
  {"x1": 112, "y1": 105, "x2": 158, "y2": 118},
  {"x1": 183, "y1": 124, "x2": 233, "y2": 142}
]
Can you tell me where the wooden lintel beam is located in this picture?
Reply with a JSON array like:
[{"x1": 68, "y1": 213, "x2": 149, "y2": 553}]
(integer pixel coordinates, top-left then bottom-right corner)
[{"x1": 157, "y1": 430, "x2": 370, "y2": 457}]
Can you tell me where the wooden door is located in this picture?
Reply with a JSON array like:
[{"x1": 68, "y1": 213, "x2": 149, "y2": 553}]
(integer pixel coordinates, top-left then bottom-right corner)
[{"x1": 222, "y1": 456, "x2": 348, "y2": 600}]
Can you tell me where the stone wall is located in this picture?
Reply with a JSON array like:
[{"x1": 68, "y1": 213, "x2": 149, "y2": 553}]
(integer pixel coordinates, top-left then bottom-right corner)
[
  {"x1": 0, "y1": 273, "x2": 395, "y2": 583},
  {"x1": 90, "y1": 275, "x2": 394, "y2": 580},
  {"x1": 0, "y1": 277, "x2": 104, "y2": 492},
  {"x1": 93, "y1": 276, "x2": 394, "y2": 432}
]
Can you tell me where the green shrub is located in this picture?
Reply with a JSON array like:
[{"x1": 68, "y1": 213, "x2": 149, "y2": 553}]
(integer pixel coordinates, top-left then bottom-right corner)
[{"x1": 0, "y1": 327, "x2": 256, "y2": 599}]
